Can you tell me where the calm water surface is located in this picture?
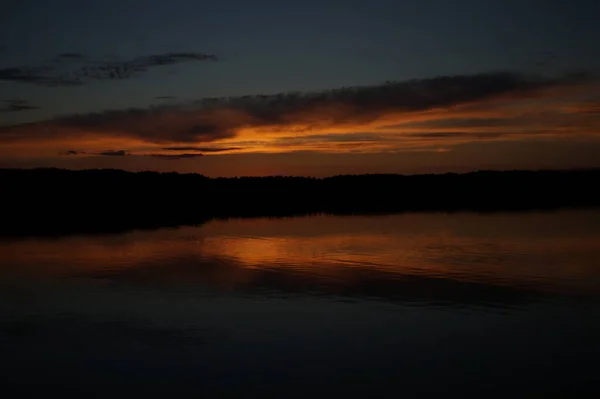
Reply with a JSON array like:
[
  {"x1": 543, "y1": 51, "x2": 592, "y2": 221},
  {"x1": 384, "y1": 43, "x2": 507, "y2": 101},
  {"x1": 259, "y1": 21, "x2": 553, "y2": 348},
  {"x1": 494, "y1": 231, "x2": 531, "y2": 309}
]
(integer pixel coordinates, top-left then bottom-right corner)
[{"x1": 1, "y1": 210, "x2": 600, "y2": 397}]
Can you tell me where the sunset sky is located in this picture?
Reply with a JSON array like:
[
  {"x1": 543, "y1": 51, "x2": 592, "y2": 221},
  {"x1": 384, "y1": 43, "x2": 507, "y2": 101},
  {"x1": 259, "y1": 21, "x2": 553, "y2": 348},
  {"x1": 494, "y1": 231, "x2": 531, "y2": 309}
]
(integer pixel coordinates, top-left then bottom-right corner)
[{"x1": 1, "y1": 0, "x2": 599, "y2": 176}]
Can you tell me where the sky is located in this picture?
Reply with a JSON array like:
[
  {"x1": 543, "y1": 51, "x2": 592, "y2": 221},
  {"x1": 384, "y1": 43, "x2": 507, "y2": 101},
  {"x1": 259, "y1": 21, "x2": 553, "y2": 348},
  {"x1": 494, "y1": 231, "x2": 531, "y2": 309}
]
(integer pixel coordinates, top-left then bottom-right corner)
[{"x1": 1, "y1": 0, "x2": 599, "y2": 176}]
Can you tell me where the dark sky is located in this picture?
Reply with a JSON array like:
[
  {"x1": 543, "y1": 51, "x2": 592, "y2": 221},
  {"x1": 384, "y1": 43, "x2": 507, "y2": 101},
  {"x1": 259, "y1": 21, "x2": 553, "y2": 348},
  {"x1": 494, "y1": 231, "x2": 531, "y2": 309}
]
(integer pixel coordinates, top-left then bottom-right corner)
[{"x1": 1, "y1": 0, "x2": 599, "y2": 176}]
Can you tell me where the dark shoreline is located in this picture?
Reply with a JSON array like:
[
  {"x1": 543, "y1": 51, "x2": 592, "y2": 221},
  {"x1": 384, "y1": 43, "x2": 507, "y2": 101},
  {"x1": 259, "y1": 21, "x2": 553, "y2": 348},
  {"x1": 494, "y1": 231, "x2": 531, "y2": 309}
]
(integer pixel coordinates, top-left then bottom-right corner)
[{"x1": 2, "y1": 167, "x2": 599, "y2": 238}]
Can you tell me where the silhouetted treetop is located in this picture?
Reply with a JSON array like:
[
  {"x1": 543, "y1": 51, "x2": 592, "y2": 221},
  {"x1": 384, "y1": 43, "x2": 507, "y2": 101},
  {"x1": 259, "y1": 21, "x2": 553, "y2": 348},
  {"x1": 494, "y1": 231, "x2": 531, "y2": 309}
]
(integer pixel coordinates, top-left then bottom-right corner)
[{"x1": 2, "y1": 167, "x2": 599, "y2": 237}]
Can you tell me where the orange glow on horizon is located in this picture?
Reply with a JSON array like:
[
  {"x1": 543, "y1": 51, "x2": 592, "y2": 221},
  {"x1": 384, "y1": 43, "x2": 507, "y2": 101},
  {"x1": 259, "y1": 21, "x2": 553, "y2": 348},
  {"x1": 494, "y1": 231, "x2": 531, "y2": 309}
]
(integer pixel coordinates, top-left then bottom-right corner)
[{"x1": 1, "y1": 81, "x2": 599, "y2": 161}]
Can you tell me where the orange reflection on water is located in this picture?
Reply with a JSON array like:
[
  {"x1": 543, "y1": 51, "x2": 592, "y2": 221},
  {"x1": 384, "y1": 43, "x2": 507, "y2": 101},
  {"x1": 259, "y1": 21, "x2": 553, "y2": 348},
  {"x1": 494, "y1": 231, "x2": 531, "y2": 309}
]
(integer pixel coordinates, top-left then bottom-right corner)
[{"x1": 1, "y1": 210, "x2": 600, "y2": 296}]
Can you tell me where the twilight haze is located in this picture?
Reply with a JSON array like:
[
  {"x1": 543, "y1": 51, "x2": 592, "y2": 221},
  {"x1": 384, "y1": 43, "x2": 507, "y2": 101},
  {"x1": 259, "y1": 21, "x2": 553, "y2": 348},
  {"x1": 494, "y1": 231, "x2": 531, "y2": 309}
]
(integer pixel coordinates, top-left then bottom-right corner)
[{"x1": 1, "y1": 0, "x2": 599, "y2": 176}]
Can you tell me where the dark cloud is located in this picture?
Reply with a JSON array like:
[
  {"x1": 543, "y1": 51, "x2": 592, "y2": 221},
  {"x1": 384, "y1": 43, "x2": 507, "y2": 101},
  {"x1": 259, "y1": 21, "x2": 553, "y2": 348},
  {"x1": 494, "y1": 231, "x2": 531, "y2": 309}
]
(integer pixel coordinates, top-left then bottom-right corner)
[
  {"x1": 0, "y1": 51, "x2": 217, "y2": 86},
  {"x1": 0, "y1": 99, "x2": 40, "y2": 113},
  {"x1": 60, "y1": 149, "x2": 212, "y2": 159},
  {"x1": 155, "y1": 96, "x2": 176, "y2": 100},
  {"x1": 185, "y1": 70, "x2": 593, "y2": 129},
  {"x1": 162, "y1": 146, "x2": 242, "y2": 152},
  {"x1": 77, "y1": 61, "x2": 144, "y2": 81},
  {"x1": 132, "y1": 52, "x2": 217, "y2": 67},
  {"x1": 85, "y1": 53, "x2": 217, "y2": 81},
  {"x1": 61, "y1": 149, "x2": 203, "y2": 158},
  {"x1": 97, "y1": 150, "x2": 129, "y2": 156},
  {"x1": 0, "y1": 66, "x2": 80, "y2": 86},
  {"x1": 149, "y1": 153, "x2": 204, "y2": 159},
  {"x1": 36, "y1": 107, "x2": 238, "y2": 143},
  {"x1": 59, "y1": 150, "x2": 87, "y2": 156},
  {"x1": 0, "y1": 70, "x2": 595, "y2": 145}
]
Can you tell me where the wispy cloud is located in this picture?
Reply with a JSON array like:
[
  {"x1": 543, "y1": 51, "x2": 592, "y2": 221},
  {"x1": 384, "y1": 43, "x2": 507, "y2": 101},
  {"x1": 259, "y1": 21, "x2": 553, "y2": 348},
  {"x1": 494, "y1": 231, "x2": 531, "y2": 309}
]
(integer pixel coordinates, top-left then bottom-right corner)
[
  {"x1": 0, "y1": 51, "x2": 217, "y2": 86},
  {"x1": 134, "y1": 52, "x2": 217, "y2": 66},
  {"x1": 61, "y1": 149, "x2": 132, "y2": 157},
  {"x1": 0, "y1": 99, "x2": 40, "y2": 113},
  {"x1": 61, "y1": 148, "x2": 216, "y2": 159},
  {"x1": 0, "y1": 65, "x2": 78, "y2": 87},
  {"x1": 1, "y1": 70, "x2": 598, "y2": 158},
  {"x1": 97, "y1": 150, "x2": 130, "y2": 156}
]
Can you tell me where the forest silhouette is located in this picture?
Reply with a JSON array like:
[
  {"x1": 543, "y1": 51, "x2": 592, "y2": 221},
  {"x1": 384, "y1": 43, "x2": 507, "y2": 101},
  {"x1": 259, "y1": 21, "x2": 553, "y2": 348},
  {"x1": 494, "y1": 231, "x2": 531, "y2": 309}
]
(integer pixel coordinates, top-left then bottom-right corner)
[{"x1": 2, "y1": 167, "x2": 599, "y2": 237}]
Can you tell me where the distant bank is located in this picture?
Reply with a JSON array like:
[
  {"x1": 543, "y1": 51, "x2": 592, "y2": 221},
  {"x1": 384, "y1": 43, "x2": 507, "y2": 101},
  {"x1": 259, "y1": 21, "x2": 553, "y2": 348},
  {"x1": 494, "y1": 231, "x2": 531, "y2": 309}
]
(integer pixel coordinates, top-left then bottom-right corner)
[{"x1": 2, "y1": 168, "x2": 600, "y2": 238}]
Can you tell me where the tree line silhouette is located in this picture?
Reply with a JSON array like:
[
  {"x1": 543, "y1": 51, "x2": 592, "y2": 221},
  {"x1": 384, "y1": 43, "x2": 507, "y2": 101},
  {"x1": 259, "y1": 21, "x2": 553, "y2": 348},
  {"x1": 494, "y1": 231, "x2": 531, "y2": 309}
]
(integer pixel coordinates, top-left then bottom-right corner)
[{"x1": 2, "y1": 167, "x2": 599, "y2": 237}]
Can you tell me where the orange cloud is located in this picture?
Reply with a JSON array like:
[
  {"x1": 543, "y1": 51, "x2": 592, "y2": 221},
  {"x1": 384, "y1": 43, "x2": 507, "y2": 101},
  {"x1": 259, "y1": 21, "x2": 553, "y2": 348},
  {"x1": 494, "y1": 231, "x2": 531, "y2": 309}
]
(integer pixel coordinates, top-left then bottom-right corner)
[{"x1": 0, "y1": 70, "x2": 598, "y2": 159}]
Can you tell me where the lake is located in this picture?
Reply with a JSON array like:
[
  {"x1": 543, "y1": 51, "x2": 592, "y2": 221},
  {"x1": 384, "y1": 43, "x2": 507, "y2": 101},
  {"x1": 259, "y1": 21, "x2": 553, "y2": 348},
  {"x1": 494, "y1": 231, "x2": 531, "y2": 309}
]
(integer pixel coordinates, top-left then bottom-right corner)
[{"x1": 1, "y1": 210, "x2": 600, "y2": 397}]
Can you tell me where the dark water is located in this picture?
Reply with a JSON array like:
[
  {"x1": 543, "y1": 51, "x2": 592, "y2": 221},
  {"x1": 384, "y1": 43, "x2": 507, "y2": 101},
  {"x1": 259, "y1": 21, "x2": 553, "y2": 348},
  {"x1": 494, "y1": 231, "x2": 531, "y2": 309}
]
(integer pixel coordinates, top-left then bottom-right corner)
[{"x1": 1, "y1": 210, "x2": 600, "y2": 397}]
